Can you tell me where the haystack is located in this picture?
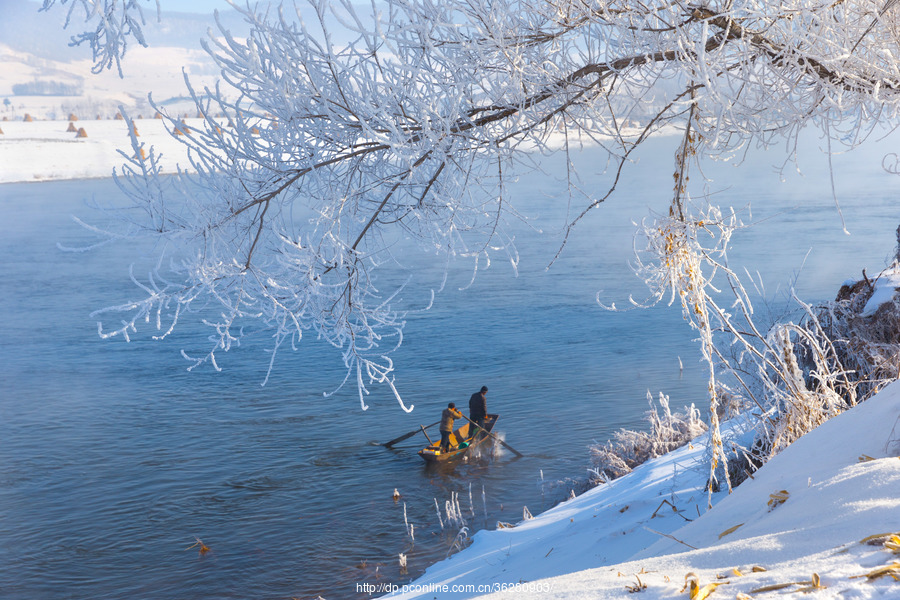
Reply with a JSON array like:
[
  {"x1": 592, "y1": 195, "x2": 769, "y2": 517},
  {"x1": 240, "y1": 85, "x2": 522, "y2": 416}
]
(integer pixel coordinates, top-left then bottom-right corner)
[
  {"x1": 66, "y1": 121, "x2": 77, "y2": 132},
  {"x1": 76, "y1": 127, "x2": 88, "y2": 138},
  {"x1": 114, "y1": 112, "x2": 124, "y2": 120},
  {"x1": 68, "y1": 113, "x2": 78, "y2": 121},
  {"x1": 155, "y1": 113, "x2": 163, "y2": 119},
  {"x1": 23, "y1": 114, "x2": 33, "y2": 122},
  {"x1": 0, "y1": 126, "x2": 4, "y2": 134}
]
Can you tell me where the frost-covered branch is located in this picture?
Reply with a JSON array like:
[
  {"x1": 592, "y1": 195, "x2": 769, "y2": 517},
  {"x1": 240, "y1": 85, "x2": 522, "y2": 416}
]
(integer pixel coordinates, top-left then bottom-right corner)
[
  {"x1": 41, "y1": 0, "x2": 160, "y2": 75},
  {"x1": 82, "y1": 0, "x2": 900, "y2": 406}
]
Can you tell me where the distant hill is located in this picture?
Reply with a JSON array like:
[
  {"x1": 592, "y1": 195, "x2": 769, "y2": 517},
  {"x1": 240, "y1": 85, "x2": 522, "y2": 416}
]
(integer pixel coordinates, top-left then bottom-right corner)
[
  {"x1": 0, "y1": 0, "x2": 249, "y2": 120},
  {"x1": 0, "y1": 0, "x2": 246, "y2": 60}
]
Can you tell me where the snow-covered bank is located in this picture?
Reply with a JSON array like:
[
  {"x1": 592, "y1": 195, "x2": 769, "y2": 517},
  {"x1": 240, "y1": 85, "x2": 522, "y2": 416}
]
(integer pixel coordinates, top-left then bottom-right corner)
[
  {"x1": 0, "y1": 118, "x2": 200, "y2": 183},
  {"x1": 0, "y1": 117, "x2": 672, "y2": 184},
  {"x1": 386, "y1": 383, "x2": 900, "y2": 599}
]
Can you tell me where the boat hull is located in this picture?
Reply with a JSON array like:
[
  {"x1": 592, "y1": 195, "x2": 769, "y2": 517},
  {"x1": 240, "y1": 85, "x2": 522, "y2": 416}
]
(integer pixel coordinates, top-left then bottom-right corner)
[{"x1": 417, "y1": 414, "x2": 498, "y2": 463}]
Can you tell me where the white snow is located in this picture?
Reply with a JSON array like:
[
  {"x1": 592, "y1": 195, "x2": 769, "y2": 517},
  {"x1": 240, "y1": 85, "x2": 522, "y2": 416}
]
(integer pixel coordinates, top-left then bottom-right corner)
[
  {"x1": 862, "y1": 267, "x2": 900, "y2": 317},
  {"x1": 386, "y1": 383, "x2": 900, "y2": 599},
  {"x1": 0, "y1": 116, "x2": 669, "y2": 184},
  {"x1": 0, "y1": 39, "x2": 220, "y2": 183},
  {"x1": 0, "y1": 117, "x2": 202, "y2": 183}
]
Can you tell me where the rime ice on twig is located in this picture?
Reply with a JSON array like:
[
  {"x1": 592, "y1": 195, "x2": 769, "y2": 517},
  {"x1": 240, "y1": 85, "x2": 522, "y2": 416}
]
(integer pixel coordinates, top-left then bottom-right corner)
[
  {"x1": 76, "y1": 0, "x2": 900, "y2": 408},
  {"x1": 444, "y1": 492, "x2": 467, "y2": 529},
  {"x1": 41, "y1": 0, "x2": 161, "y2": 76}
]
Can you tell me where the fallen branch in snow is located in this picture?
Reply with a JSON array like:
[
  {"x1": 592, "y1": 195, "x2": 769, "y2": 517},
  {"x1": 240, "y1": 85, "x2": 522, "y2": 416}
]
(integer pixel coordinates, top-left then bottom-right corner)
[{"x1": 643, "y1": 526, "x2": 697, "y2": 550}]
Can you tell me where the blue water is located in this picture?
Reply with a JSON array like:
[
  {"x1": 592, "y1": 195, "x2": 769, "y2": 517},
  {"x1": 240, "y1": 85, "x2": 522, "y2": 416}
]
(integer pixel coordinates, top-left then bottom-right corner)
[{"x1": 2, "y1": 133, "x2": 899, "y2": 599}]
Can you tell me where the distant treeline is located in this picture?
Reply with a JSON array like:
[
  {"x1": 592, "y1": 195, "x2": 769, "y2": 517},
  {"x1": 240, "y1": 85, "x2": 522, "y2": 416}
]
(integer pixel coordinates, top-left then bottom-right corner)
[{"x1": 12, "y1": 81, "x2": 83, "y2": 97}]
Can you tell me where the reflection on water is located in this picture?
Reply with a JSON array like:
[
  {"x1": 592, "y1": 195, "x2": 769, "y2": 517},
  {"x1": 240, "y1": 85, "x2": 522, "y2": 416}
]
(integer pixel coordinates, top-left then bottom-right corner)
[{"x1": 2, "y1": 134, "x2": 900, "y2": 599}]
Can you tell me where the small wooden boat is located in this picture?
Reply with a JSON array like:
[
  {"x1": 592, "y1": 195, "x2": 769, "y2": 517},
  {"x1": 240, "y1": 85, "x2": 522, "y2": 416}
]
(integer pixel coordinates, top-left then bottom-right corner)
[{"x1": 417, "y1": 414, "x2": 499, "y2": 463}]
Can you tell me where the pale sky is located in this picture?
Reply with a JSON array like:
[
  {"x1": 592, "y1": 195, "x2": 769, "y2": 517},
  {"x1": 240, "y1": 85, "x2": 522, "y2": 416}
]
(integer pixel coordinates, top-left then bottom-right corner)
[
  {"x1": 161, "y1": 0, "x2": 238, "y2": 13},
  {"x1": 20, "y1": 0, "x2": 240, "y2": 15}
]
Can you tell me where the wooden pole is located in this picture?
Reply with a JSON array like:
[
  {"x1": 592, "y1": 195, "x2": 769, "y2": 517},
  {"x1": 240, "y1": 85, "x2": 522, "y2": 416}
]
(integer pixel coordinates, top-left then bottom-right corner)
[
  {"x1": 461, "y1": 414, "x2": 524, "y2": 458},
  {"x1": 420, "y1": 424, "x2": 434, "y2": 445},
  {"x1": 383, "y1": 420, "x2": 440, "y2": 448}
]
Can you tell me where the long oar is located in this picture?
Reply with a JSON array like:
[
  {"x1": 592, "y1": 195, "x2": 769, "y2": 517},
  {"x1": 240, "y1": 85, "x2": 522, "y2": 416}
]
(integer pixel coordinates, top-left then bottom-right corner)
[
  {"x1": 383, "y1": 421, "x2": 440, "y2": 448},
  {"x1": 462, "y1": 415, "x2": 524, "y2": 458}
]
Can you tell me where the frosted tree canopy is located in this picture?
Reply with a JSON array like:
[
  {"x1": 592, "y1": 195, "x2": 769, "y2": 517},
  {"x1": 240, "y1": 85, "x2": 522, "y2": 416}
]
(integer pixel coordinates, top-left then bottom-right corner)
[{"x1": 64, "y1": 0, "x2": 900, "y2": 409}]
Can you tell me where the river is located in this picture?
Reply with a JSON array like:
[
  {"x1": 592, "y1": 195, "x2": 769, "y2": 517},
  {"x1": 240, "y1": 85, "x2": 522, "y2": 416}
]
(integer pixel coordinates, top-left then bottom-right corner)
[{"x1": 2, "y1": 133, "x2": 899, "y2": 599}]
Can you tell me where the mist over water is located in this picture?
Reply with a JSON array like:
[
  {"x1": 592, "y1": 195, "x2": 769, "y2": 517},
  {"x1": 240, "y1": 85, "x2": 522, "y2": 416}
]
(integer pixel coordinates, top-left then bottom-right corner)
[{"x1": 2, "y1": 133, "x2": 899, "y2": 599}]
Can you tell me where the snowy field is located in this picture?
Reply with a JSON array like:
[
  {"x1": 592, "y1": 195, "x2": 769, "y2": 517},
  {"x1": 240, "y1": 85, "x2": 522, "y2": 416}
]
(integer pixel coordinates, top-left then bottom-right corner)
[
  {"x1": 387, "y1": 382, "x2": 900, "y2": 599},
  {"x1": 0, "y1": 116, "x2": 655, "y2": 184},
  {"x1": 0, "y1": 118, "x2": 200, "y2": 183}
]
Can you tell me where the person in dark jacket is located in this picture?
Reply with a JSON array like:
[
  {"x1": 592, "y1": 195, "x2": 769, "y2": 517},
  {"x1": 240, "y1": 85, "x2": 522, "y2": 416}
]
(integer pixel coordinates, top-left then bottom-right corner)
[
  {"x1": 468, "y1": 386, "x2": 488, "y2": 440},
  {"x1": 440, "y1": 402, "x2": 463, "y2": 452}
]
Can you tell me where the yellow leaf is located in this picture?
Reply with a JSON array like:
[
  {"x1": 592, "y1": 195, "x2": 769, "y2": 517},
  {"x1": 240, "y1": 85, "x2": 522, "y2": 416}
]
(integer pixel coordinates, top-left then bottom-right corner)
[
  {"x1": 691, "y1": 581, "x2": 726, "y2": 600},
  {"x1": 732, "y1": 568, "x2": 743, "y2": 577},
  {"x1": 185, "y1": 537, "x2": 210, "y2": 556},
  {"x1": 793, "y1": 573, "x2": 829, "y2": 592},
  {"x1": 680, "y1": 572, "x2": 699, "y2": 593},
  {"x1": 718, "y1": 523, "x2": 744, "y2": 539},
  {"x1": 859, "y1": 454, "x2": 876, "y2": 462},
  {"x1": 861, "y1": 562, "x2": 900, "y2": 580},
  {"x1": 859, "y1": 532, "x2": 896, "y2": 545},
  {"x1": 767, "y1": 490, "x2": 790, "y2": 509}
]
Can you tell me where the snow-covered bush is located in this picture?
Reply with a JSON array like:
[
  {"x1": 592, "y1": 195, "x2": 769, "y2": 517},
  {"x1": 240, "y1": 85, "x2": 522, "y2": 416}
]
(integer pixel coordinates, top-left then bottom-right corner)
[
  {"x1": 628, "y1": 173, "x2": 900, "y2": 496},
  {"x1": 719, "y1": 266, "x2": 900, "y2": 483},
  {"x1": 590, "y1": 269, "x2": 900, "y2": 493},
  {"x1": 820, "y1": 268, "x2": 900, "y2": 399},
  {"x1": 590, "y1": 392, "x2": 707, "y2": 481}
]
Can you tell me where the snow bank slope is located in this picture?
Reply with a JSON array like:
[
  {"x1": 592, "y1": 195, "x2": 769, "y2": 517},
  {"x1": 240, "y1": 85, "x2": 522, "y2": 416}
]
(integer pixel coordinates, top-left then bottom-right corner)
[
  {"x1": 385, "y1": 418, "x2": 744, "y2": 598},
  {"x1": 389, "y1": 383, "x2": 900, "y2": 599}
]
